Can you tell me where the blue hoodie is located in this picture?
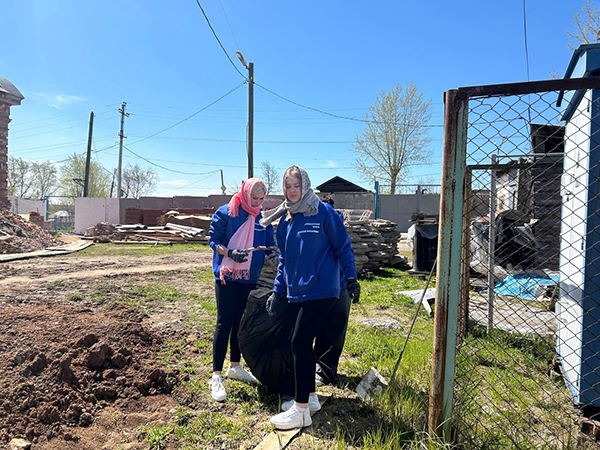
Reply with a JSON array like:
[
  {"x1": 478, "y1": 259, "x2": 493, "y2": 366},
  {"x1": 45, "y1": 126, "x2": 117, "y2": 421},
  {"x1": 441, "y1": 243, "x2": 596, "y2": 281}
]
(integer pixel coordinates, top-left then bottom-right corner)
[
  {"x1": 274, "y1": 202, "x2": 356, "y2": 302},
  {"x1": 209, "y1": 204, "x2": 275, "y2": 284}
]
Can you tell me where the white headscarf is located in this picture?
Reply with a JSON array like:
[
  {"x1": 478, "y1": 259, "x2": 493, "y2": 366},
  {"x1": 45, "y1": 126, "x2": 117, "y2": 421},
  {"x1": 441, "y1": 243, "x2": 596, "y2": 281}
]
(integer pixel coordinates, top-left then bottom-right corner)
[{"x1": 259, "y1": 165, "x2": 320, "y2": 227}]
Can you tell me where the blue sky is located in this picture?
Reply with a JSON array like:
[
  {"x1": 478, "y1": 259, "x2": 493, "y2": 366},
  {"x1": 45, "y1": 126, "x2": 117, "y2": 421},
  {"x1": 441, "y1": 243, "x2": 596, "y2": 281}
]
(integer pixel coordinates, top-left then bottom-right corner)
[{"x1": 1, "y1": 0, "x2": 583, "y2": 197}]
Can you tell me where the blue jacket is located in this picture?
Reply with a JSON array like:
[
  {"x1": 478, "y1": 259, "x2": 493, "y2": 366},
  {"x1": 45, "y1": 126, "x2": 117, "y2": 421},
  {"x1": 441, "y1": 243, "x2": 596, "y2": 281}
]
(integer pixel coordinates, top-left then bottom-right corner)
[
  {"x1": 274, "y1": 202, "x2": 357, "y2": 302},
  {"x1": 209, "y1": 204, "x2": 275, "y2": 284}
]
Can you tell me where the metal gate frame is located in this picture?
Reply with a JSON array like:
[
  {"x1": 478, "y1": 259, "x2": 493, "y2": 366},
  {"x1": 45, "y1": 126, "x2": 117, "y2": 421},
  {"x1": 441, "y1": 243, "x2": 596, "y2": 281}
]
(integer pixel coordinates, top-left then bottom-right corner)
[{"x1": 428, "y1": 76, "x2": 600, "y2": 438}]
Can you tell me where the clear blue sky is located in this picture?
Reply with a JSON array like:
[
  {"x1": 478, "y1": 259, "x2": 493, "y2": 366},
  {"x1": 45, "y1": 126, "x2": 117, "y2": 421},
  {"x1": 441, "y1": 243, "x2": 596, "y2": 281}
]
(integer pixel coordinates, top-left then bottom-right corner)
[{"x1": 1, "y1": 0, "x2": 582, "y2": 197}]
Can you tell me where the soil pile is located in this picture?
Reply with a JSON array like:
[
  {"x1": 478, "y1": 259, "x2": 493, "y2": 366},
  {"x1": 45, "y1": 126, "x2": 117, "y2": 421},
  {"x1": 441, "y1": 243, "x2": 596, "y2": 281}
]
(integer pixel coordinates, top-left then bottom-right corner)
[
  {"x1": 0, "y1": 210, "x2": 61, "y2": 254},
  {"x1": 0, "y1": 302, "x2": 174, "y2": 446}
]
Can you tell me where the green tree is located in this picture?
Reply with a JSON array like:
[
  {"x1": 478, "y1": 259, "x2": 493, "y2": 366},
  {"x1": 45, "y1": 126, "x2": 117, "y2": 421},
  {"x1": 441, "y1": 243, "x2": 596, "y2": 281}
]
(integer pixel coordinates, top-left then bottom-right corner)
[
  {"x1": 568, "y1": 0, "x2": 600, "y2": 49},
  {"x1": 59, "y1": 153, "x2": 111, "y2": 199},
  {"x1": 354, "y1": 82, "x2": 433, "y2": 194}
]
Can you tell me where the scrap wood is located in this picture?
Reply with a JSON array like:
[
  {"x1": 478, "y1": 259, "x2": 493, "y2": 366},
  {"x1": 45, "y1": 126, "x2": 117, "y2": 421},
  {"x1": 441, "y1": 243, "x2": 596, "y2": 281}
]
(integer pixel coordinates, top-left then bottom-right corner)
[
  {"x1": 0, "y1": 241, "x2": 93, "y2": 263},
  {"x1": 253, "y1": 396, "x2": 330, "y2": 450}
]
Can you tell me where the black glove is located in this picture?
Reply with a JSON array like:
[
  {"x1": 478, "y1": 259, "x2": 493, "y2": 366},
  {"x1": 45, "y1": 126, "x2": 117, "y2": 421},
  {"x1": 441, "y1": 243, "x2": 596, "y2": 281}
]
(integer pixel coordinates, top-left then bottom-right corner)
[
  {"x1": 266, "y1": 291, "x2": 287, "y2": 316},
  {"x1": 227, "y1": 248, "x2": 249, "y2": 263},
  {"x1": 346, "y1": 278, "x2": 361, "y2": 304}
]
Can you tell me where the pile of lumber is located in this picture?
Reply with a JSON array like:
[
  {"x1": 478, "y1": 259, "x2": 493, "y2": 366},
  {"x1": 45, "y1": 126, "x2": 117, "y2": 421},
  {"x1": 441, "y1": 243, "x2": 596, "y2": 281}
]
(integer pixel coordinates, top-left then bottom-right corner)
[
  {"x1": 157, "y1": 211, "x2": 213, "y2": 230},
  {"x1": 107, "y1": 223, "x2": 208, "y2": 244},
  {"x1": 347, "y1": 218, "x2": 406, "y2": 274}
]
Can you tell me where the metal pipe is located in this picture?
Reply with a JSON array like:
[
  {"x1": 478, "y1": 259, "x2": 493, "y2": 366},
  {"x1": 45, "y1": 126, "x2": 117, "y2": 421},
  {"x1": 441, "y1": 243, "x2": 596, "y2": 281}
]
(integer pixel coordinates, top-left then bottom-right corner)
[{"x1": 487, "y1": 154, "x2": 497, "y2": 333}]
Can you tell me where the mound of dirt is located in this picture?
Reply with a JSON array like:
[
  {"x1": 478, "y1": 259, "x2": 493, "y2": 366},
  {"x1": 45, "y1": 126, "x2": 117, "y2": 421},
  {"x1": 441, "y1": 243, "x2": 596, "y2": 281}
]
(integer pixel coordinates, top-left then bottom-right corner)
[
  {"x1": 0, "y1": 210, "x2": 62, "y2": 254},
  {"x1": 0, "y1": 301, "x2": 175, "y2": 446}
]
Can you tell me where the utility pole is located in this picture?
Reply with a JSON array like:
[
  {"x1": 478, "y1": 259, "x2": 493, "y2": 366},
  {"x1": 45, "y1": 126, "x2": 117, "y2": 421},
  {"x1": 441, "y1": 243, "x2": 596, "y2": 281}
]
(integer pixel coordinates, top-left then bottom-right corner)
[
  {"x1": 83, "y1": 111, "x2": 94, "y2": 197},
  {"x1": 236, "y1": 51, "x2": 254, "y2": 178},
  {"x1": 117, "y1": 102, "x2": 129, "y2": 198},
  {"x1": 248, "y1": 62, "x2": 254, "y2": 178}
]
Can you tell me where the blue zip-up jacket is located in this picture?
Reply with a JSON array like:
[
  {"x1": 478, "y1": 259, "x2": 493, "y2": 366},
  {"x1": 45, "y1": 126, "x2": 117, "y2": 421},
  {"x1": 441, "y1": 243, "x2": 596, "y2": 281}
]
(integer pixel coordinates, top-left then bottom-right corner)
[
  {"x1": 274, "y1": 202, "x2": 357, "y2": 302},
  {"x1": 209, "y1": 204, "x2": 275, "y2": 284}
]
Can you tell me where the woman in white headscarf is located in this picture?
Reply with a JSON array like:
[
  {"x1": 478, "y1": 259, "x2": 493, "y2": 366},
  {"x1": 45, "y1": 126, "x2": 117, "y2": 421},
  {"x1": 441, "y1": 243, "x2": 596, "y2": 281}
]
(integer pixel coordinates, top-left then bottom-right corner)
[{"x1": 260, "y1": 165, "x2": 360, "y2": 430}]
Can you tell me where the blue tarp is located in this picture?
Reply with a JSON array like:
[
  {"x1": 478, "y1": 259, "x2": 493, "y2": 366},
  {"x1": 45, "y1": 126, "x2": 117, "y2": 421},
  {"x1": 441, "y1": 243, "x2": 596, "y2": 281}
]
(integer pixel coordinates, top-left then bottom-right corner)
[{"x1": 494, "y1": 273, "x2": 559, "y2": 301}]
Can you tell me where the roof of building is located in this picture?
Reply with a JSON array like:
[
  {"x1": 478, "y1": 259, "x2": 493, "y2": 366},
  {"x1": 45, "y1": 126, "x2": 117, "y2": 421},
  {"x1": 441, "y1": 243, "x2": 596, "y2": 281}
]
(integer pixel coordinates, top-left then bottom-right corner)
[
  {"x1": 0, "y1": 77, "x2": 24, "y2": 104},
  {"x1": 316, "y1": 176, "x2": 368, "y2": 193}
]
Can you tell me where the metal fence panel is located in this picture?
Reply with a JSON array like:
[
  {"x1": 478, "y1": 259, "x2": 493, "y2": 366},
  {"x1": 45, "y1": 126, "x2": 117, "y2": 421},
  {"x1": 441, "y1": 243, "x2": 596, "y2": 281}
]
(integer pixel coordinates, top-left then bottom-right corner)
[{"x1": 431, "y1": 78, "x2": 600, "y2": 449}]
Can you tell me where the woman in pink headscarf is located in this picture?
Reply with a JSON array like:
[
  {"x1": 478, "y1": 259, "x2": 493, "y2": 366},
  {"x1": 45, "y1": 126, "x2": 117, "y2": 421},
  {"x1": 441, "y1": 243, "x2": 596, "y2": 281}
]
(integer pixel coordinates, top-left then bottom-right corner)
[{"x1": 208, "y1": 178, "x2": 275, "y2": 402}]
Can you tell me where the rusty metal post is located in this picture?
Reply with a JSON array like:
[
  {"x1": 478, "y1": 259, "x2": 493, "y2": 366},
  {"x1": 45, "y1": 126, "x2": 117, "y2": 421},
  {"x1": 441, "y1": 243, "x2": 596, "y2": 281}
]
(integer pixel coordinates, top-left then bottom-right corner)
[{"x1": 429, "y1": 89, "x2": 468, "y2": 438}]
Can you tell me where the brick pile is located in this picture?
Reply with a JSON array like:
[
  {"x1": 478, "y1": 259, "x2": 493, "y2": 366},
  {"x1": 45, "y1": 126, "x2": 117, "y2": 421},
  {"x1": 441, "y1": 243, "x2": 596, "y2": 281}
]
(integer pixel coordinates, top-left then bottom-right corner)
[{"x1": 0, "y1": 210, "x2": 61, "y2": 254}]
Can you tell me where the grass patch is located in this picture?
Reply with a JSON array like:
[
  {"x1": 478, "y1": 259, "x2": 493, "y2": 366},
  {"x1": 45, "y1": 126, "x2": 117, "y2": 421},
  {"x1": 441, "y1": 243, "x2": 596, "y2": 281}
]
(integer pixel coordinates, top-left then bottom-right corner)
[
  {"x1": 139, "y1": 411, "x2": 249, "y2": 449},
  {"x1": 68, "y1": 243, "x2": 211, "y2": 258}
]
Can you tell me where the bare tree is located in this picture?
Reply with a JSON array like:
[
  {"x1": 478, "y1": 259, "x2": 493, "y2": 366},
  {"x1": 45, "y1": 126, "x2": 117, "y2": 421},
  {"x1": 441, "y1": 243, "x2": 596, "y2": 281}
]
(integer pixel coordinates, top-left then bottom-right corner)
[
  {"x1": 7, "y1": 157, "x2": 59, "y2": 199},
  {"x1": 31, "y1": 161, "x2": 59, "y2": 198},
  {"x1": 122, "y1": 164, "x2": 158, "y2": 198},
  {"x1": 7, "y1": 157, "x2": 34, "y2": 197},
  {"x1": 569, "y1": 0, "x2": 600, "y2": 49},
  {"x1": 260, "y1": 161, "x2": 280, "y2": 194},
  {"x1": 354, "y1": 82, "x2": 433, "y2": 194}
]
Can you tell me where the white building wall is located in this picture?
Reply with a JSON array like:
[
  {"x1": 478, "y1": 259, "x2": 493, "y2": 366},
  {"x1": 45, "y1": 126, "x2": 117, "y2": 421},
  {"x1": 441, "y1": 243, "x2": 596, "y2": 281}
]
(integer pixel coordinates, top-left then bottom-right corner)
[
  {"x1": 74, "y1": 198, "x2": 120, "y2": 234},
  {"x1": 8, "y1": 197, "x2": 47, "y2": 216}
]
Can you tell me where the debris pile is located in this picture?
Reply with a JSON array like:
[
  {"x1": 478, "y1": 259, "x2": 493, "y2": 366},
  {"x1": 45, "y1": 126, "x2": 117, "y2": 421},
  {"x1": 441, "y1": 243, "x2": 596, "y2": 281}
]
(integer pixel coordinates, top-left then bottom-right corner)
[
  {"x1": 85, "y1": 222, "x2": 116, "y2": 242},
  {"x1": 347, "y1": 218, "x2": 406, "y2": 274},
  {"x1": 0, "y1": 210, "x2": 61, "y2": 254}
]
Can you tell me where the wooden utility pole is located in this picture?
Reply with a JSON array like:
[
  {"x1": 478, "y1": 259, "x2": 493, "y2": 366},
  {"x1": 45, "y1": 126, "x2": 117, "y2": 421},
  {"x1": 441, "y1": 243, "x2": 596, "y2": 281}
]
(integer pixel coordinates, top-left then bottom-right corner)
[
  {"x1": 247, "y1": 62, "x2": 254, "y2": 178},
  {"x1": 83, "y1": 111, "x2": 94, "y2": 197},
  {"x1": 117, "y1": 102, "x2": 129, "y2": 198}
]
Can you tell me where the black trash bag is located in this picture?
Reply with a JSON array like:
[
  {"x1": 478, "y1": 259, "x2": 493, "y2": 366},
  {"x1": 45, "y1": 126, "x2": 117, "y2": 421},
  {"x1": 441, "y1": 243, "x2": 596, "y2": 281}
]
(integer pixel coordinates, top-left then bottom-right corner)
[{"x1": 238, "y1": 289, "x2": 297, "y2": 396}]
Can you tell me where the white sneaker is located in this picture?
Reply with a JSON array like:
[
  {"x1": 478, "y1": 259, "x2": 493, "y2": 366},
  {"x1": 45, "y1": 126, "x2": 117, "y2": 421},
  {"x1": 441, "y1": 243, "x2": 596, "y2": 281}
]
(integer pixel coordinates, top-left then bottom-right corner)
[
  {"x1": 210, "y1": 375, "x2": 226, "y2": 402},
  {"x1": 270, "y1": 406, "x2": 312, "y2": 430},
  {"x1": 226, "y1": 365, "x2": 258, "y2": 383},
  {"x1": 281, "y1": 395, "x2": 321, "y2": 412}
]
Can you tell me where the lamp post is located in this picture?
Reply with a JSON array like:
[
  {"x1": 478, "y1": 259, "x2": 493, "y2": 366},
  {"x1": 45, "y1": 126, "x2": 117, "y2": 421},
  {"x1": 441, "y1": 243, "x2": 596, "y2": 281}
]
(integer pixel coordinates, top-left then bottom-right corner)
[{"x1": 236, "y1": 51, "x2": 254, "y2": 179}]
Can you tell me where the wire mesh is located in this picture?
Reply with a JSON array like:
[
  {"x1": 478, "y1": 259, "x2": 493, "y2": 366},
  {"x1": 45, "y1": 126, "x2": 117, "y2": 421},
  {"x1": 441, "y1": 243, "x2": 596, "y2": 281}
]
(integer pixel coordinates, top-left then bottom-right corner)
[
  {"x1": 378, "y1": 184, "x2": 441, "y2": 195},
  {"x1": 452, "y1": 87, "x2": 600, "y2": 449}
]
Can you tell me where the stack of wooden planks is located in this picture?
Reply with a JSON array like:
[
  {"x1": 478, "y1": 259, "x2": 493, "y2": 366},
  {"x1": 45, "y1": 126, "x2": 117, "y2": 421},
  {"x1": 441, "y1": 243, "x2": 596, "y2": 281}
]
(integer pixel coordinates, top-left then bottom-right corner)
[{"x1": 109, "y1": 223, "x2": 208, "y2": 244}]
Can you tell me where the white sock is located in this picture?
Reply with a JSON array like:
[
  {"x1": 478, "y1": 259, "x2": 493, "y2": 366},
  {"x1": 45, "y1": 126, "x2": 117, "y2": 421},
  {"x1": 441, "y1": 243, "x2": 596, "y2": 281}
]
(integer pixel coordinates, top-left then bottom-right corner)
[{"x1": 296, "y1": 405, "x2": 307, "y2": 413}]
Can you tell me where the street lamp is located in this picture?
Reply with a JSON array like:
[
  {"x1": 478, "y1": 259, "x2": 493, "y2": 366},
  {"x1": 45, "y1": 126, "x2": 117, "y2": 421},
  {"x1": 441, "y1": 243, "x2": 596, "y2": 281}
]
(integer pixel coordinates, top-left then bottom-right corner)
[{"x1": 236, "y1": 51, "x2": 254, "y2": 179}]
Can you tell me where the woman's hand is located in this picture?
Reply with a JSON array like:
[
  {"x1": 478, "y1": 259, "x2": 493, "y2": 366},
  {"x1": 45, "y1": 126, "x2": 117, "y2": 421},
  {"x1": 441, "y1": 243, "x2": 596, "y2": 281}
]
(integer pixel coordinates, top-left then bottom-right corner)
[
  {"x1": 227, "y1": 249, "x2": 250, "y2": 263},
  {"x1": 346, "y1": 278, "x2": 361, "y2": 304},
  {"x1": 266, "y1": 291, "x2": 287, "y2": 316}
]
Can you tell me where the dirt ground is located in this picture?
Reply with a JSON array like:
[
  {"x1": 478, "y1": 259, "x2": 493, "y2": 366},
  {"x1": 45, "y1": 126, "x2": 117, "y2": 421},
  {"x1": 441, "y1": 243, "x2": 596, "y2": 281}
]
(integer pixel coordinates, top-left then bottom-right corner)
[{"x1": 0, "y1": 245, "x2": 214, "y2": 449}]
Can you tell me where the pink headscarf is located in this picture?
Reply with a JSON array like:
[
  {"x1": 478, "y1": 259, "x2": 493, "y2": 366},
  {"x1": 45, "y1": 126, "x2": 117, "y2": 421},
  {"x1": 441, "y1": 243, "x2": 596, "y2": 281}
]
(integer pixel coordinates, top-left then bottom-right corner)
[
  {"x1": 220, "y1": 178, "x2": 266, "y2": 283},
  {"x1": 228, "y1": 178, "x2": 265, "y2": 218}
]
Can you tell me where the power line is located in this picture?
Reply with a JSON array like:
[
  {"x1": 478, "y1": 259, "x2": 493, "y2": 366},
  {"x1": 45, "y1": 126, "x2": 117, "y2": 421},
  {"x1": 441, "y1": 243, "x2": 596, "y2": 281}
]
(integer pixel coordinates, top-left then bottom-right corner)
[
  {"x1": 193, "y1": 0, "x2": 246, "y2": 79},
  {"x1": 218, "y1": 0, "x2": 241, "y2": 51},
  {"x1": 126, "y1": 82, "x2": 246, "y2": 147},
  {"x1": 522, "y1": 0, "x2": 531, "y2": 82},
  {"x1": 123, "y1": 145, "x2": 222, "y2": 176},
  {"x1": 11, "y1": 110, "x2": 115, "y2": 134},
  {"x1": 11, "y1": 117, "x2": 115, "y2": 140},
  {"x1": 13, "y1": 103, "x2": 119, "y2": 125},
  {"x1": 127, "y1": 135, "x2": 354, "y2": 144},
  {"x1": 255, "y1": 82, "x2": 444, "y2": 127}
]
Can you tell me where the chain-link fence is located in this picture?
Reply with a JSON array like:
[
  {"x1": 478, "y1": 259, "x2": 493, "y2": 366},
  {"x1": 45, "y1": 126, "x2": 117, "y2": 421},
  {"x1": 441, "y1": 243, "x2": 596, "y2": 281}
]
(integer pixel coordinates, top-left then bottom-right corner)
[
  {"x1": 377, "y1": 183, "x2": 441, "y2": 195},
  {"x1": 431, "y1": 77, "x2": 600, "y2": 449}
]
